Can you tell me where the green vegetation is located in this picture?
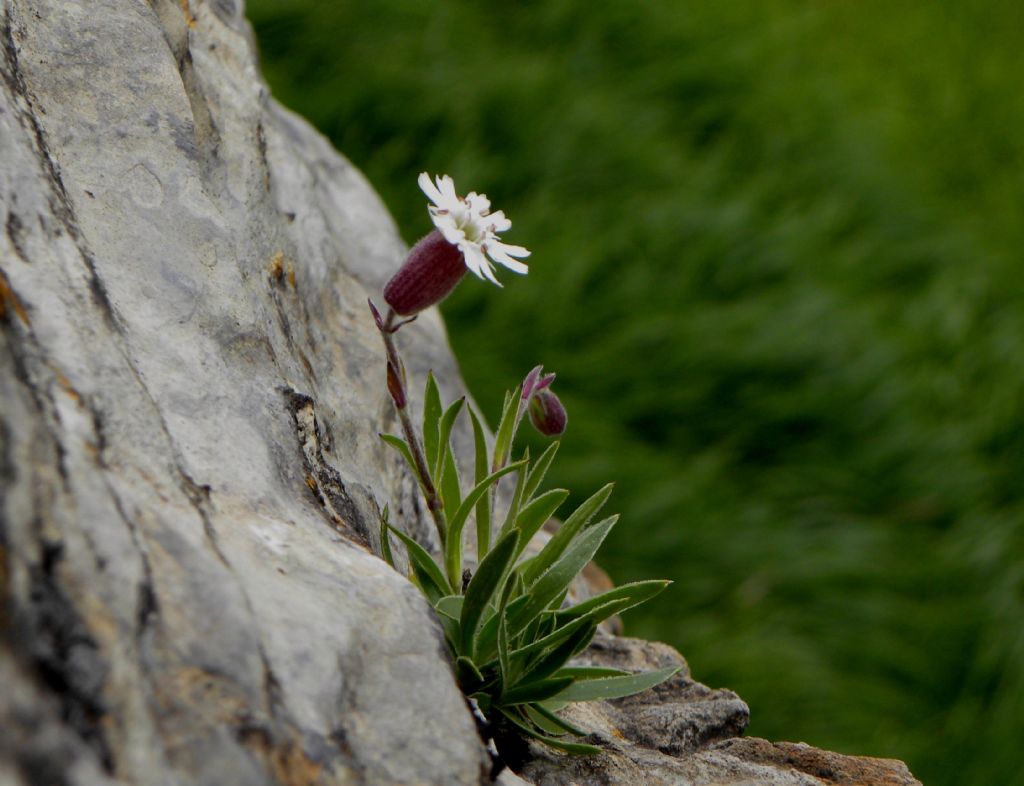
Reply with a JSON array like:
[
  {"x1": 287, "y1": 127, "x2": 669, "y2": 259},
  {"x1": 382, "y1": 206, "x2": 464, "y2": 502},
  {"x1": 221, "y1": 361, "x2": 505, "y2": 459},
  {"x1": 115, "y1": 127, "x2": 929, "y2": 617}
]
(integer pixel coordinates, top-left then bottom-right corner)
[
  {"x1": 377, "y1": 366, "x2": 674, "y2": 755},
  {"x1": 250, "y1": 2, "x2": 1024, "y2": 784}
]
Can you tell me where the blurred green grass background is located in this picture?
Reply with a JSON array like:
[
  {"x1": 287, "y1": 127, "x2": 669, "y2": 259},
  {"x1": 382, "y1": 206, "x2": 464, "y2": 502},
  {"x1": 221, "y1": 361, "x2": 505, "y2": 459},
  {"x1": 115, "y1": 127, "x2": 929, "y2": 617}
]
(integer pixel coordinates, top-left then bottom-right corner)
[{"x1": 247, "y1": 2, "x2": 1024, "y2": 783}]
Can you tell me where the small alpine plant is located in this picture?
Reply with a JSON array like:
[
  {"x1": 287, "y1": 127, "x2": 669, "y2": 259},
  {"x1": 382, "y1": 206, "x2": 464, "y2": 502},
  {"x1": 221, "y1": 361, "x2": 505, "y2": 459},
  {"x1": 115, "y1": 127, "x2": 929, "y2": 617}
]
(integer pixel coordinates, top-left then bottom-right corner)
[{"x1": 369, "y1": 173, "x2": 676, "y2": 758}]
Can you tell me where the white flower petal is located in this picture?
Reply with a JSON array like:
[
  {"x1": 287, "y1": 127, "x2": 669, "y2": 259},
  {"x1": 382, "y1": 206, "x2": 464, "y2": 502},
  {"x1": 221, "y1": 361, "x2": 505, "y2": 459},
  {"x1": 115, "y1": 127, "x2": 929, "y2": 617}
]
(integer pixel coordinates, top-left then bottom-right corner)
[
  {"x1": 438, "y1": 222, "x2": 465, "y2": 247},
  {"x1": 492, "y1": 241, "x2": 530, "y2": 258},
  {"x1": 461, "y1": 243, "x2": 495, "y2": 283},
  {"x1": 437, "y1": 174, "x2": 458, "y2": 204},
  {"x1": 416, "y1": 172, "x2": 524, "y2": 287},
  {"x1": 486, "y1": 210, "x2": 511, "y2": 232},
  {"x1": 487, "y1": 243, "x2": 529, "y2": 274},
  {"x1": 479, "y1": 259, "x2": 502, "y2": 286},
  {"x1": 466, "y1": 191, "x2": 491, "y2": 214},
  {"x1": 418, "y1": 171, "x2": 443, "y2": 206}
]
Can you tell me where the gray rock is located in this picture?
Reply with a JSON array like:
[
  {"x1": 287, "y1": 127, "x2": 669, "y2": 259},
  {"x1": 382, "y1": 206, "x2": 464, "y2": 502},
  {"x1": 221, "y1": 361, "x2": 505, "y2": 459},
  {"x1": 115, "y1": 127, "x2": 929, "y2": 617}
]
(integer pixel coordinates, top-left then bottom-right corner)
[
  {"x1": 1, "y1": 0, "x2": 484, "y2": 783},
  {"x1": 0, "y1": 1, "x2": 922, "y2": 785}
]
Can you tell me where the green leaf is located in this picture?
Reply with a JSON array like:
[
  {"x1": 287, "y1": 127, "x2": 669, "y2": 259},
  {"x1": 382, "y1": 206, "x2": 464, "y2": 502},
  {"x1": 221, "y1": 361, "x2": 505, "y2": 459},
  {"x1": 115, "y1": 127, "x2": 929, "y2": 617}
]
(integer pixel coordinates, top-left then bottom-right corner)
[
  {"x1": 509, "y1": 601, "x2": 624, "y2": 663},
  {"x1": 549, "y1": 588, "x2": 570, "y2": 614},
  {"x1": 501, "y1": 676, "x2": 574, "y2": 706},
  {"x1": 491, "y1": 385, "x2": 522, "y2": 473},
  {"x1": 439, "y1": 446, "x2": 462, "y2": 522},
  {"x1": 422, "y1": 372, "x2": 442, "y2": 472},
  {"x1": 523, "y1": 440, "x2": 560, "y2": 502},
  {"x1": 411, "y1": 562, "x2": 447, "y2": 607},
  {"x1": 455, "y1": 656, "x2": 484, "y2": 691},
  {"x1": 499, "y1": 447, "x2": 530, "y2": 538},
  {"x1": 445, "y1": 460, "x2": 525, "y2": 590},
  {"x1": 436, "y1": 612, "x2": 460, "y2": 647},
  {"x1": 461, "y1": 529, "x2": 521, "y2": 656},
  {"x1": 555, "y1": 666, "x2": 631, "y2": 680},
  {"x1": 522, "y1": 484, "x2": 615, "y2": 585},
  {"x1": 513, "y1": 489, "x2": 569, "y2": 558},
  {"x1": 508, "y1": 515, "x2": 618, "y2": 637},
  {"x1": 386, "y1": 524, "x2": 451, "y2": 599},
  {"x1": 555, "y1": 580, "x2": 671, "y2": 624},
  {"x1": 550, "y1": 666, "x2": 680, "y2": 703},
  {"x1": 496, "y1": 708, "x2": 600, "y2": 755},
  {"x1": 434, "y1": 398, "x2": 465, "y2": 478},
  {"x1": 379, "y1": 433, "x2": 419, "y2": 479},
  {"x1": 474, "y1": 594, "x2": 530, "y2": 663},
  {"x1": 434, "y1": 594, "x2": 464, "y2": 620},
  {"x1": 379, "y1": 504, "x2": 395, "y2": 569},
  {"x1": 497, "y1": 572, "x2": 516, "y2": 690},
  {"x1": 515, "y1": 622, "x2": 596, "y2": 685},
  {"x1": 468, "y1": 407, "x2": 492, "y2": 556},
  {"x1": 526, "y1": 703, "x2": 590, "y2": 738}
]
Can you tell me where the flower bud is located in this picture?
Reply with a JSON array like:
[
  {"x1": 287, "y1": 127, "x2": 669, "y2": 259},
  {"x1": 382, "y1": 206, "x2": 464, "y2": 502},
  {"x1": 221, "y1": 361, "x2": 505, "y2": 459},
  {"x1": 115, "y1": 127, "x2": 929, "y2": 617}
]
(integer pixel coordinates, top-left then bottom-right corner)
[
  {"x1": 386, "y1": 361, "x2": 406, "y2": 409},
  {"x1": 528, "y1": 389, "x2": 568, "y2": 436},
  {"x1": 383, "y1": 229, "x2": 468, "y2": 316}
]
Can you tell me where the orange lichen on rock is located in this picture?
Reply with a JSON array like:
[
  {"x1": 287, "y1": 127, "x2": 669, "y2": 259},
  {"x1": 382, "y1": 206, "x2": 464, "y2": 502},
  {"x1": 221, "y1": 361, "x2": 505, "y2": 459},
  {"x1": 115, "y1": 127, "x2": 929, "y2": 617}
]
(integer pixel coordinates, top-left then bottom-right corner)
[
  {"x1": 178, "y1": 0, "x2": 197, "y2": 28},
  {"x1": 269, "y1": 251, "x2": 286, "y2": 282},
  {"x1": 0, "y1": 269, "x2": 30, "y2": 325}
]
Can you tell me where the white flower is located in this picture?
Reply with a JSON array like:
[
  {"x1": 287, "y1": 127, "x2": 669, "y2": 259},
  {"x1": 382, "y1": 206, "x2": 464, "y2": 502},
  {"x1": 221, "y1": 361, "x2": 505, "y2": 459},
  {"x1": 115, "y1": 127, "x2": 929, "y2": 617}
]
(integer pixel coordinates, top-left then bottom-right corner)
[{"x1": 418, "y1": 172, "x2": 530, "y2": 285}]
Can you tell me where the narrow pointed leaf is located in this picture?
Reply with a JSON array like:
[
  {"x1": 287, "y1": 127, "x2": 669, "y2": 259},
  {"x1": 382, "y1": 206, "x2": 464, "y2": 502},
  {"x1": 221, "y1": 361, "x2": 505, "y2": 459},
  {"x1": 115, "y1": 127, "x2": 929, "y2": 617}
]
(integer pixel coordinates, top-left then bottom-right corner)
[
  {"x1": 379, "y1": 433, "x2": 419, "y2": 479},
  {"x1": 550, "y1": 666, "x2": 680, "y2": 703},
  {"x1": 509, "y1": 600, "x2": 627, "y2": 663},
  {"x1": 422, "y1": 372, "x2": 442, "y2": 471},
  {"x1": 386, "y1": 524, "x2": 451, "y2": 597},
  {"x1": 555, "y1": 667, "x2": 631, "y2": 680},
  {"x1": 469, "y1": 407, "x2": 492, "y2": 556},
  {"x1": 434, "y1": 595, "x2": 464, "y2": 620},
  {"x1": 513, "y1": 489, "x2": 569, "y2": 557},
  {"x1": 434, "y1": 397, "x2": 465, "y2": 478},
  {"x1": 461, "y1": 529, "x2": 521, "y2": 656},
  {"x1": 445, "y1": 460, "x2": 525, "y2": 589},
  {"x1": 549, "y1": 588, "x2": 570, "y2": 613},
  {"x1": 501, "y1": 676, "x2": 574, "y2": 706},
  {"x1": 436, "y1": 611, "x2": 460, "y2": 646},
  {"x1": 523, "y1": 441, "x2": 560, "y2": 503},
  {"x1": 524, "y1": 705, "x2": 569, "y2": 737},
  {"x1": 496, "y1": 708, "x2": 600, "y2": 755},
  {"x1": 497, "y1": 572, "x2": 516, "y2": 689},
  {"x1": 439, "y1": 447, "x2": 462, "y2": 520},
  {"x1": 509, "y1": 516, "x2": 618, "y2": 636},
  {"x1": 499, "y1": 447, "x2": 530, "y2": 537},
  {"x1": 526, "y1": 703, "x2": 590, "y2": 738},
  {"x1": 455, "y1": 656, "x2": 484, "y2": 691},
  {"x1": 491, "y1": 385, "x2": 522, "y2": 473},
  {"x1": 523, "y1": 484, "x2": 615, "y2": 584},
  {"x1": 555, "y1": 580, "x2": 672, "y2": 624},
  {"x1": 516, "y1": 623, "x2": 596, "y2": 685},
  {"x1": 474, "y1": 594, "x2": 530, "y2": 663}
]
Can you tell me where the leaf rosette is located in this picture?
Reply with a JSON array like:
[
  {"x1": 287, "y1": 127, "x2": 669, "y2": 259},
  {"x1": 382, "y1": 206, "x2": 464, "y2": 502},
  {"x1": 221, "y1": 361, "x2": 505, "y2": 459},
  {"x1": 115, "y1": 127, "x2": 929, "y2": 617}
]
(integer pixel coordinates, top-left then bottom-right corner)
[{"x1": 380, "y1": 372, "x2": 675, "y2": 755}]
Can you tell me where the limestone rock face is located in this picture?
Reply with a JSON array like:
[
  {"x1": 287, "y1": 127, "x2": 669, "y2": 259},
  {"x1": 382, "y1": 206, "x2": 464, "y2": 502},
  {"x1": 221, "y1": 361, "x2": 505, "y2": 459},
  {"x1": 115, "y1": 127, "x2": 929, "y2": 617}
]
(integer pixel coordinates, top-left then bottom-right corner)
[{"x1": 0, "y1": 1, "x2": 921, "y2": 785}]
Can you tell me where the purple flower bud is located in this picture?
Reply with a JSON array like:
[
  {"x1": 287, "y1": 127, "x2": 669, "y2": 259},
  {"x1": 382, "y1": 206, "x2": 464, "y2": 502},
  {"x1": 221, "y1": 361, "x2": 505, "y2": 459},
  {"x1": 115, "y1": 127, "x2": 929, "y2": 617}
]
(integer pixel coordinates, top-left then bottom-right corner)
[
  {"x1": 383, "y1": 229, "x2": 468, "y2": 316},
  {"x1": 386, "y1": 361, "x2": 406, "y2": 409},
  {"x1": 528, "y1": 389, "x2": 568, "y2": 436}
]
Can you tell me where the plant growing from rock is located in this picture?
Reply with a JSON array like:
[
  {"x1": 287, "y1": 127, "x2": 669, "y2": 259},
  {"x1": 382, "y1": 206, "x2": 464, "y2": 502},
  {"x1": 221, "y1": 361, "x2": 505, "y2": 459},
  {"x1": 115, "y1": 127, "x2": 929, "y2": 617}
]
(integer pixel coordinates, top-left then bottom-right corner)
[{"x1": 369, "y1": 174, "x2": 676, "y2": 756}]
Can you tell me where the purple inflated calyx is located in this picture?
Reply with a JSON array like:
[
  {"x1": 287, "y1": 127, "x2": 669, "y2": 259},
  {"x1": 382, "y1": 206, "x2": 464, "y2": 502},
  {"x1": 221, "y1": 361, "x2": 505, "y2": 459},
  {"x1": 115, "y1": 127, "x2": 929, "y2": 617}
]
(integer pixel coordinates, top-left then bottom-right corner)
[
  {"x1": 383, "y1": 230, "x2": 468, "y2": 316},
  {"x1": 522, "y1": 365, "x2": 565, "y2": 436},
  {"x1": 521, "y1": 365, "x2": 566, "y2": 437},
  {"x1": 528, "y1": 389, "x2": 567, "y2": 436}
]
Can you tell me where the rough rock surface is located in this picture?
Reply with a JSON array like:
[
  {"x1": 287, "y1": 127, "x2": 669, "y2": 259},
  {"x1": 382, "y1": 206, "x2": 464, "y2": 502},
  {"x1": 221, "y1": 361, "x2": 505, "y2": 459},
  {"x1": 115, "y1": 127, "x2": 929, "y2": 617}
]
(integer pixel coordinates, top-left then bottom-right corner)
[{"x1": 0, "y1": 1, "x2": 921, "y2": 784}]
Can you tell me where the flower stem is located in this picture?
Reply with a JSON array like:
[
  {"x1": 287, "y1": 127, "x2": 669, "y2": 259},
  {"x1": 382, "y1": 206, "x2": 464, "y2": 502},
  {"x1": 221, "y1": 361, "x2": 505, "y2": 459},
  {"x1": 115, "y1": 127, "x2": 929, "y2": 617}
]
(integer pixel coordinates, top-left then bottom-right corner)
[{"x1": 375, "y1": 304, "x2": 448, "y2": 548}]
